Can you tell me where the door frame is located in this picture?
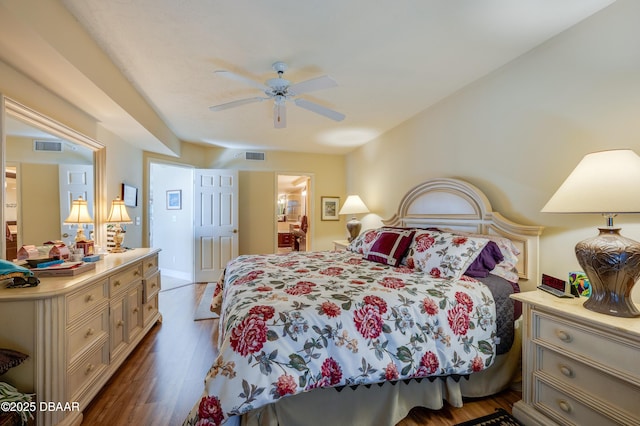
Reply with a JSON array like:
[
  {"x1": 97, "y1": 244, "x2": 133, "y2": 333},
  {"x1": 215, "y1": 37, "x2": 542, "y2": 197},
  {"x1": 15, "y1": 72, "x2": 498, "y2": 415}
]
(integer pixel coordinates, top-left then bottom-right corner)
[
  {"x1": 275, "y1": 173, "x2": 314, "y2": 253},
  {"x1": 147, "y1": 159, "x2": 194, "y2": 282}
]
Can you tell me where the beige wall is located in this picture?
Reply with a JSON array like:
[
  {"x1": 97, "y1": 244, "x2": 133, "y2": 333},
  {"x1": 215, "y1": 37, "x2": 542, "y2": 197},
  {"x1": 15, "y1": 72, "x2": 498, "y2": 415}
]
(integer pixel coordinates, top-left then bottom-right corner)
[
  {"x1": 20, "y1": 163, "x2": 59, "y2": 244},
  {"x1": 346, "y1": 0, "x2": 640, "y2": 292}
]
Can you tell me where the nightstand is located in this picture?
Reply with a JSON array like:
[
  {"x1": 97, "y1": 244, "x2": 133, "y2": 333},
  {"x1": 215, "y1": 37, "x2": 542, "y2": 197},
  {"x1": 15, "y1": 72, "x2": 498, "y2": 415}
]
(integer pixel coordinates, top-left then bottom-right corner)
[
  {"x1": 511, "y1": 290, "x2": 640, "y2": 426},
  {"x1": 333, "y1": 239, "x2": 350, "y2": 251}
]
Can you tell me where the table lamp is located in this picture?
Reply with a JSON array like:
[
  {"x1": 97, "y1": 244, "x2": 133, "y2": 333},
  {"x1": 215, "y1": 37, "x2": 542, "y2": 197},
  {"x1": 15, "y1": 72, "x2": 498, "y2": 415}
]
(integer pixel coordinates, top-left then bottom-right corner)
[
  {"x1": 541, "y1": 149, "x2": 640, "y2": 317},
  {"x1": 64, "y1": 196, "x2": 93, "y2": 242},
  {"x1": 107, "y1": 196, "x2": 133, "y2": 253},
  {"x1": 339, "y1": 195, "x2": 369, "y2": 242}
]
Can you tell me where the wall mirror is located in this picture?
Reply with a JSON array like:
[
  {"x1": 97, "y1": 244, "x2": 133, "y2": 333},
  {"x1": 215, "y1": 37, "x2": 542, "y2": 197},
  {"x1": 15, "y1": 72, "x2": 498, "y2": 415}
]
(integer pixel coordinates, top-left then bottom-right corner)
[{"x1": 1, "y1": 97, "x2": 106, "y2": 260}]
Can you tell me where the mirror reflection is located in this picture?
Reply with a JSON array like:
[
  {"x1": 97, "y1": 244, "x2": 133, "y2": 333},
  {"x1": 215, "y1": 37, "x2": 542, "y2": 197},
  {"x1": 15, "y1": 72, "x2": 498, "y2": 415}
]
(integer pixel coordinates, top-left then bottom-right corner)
[{"x1": 4, "y1": 115, "x2": 94, "y2": 260}]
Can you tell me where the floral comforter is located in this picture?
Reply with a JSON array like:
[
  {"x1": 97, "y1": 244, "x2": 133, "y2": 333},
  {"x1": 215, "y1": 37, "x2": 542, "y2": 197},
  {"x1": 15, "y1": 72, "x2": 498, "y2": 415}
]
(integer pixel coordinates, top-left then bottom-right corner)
[{"x1": 185, "y1": 250, "x2": 498, "y2": 425}]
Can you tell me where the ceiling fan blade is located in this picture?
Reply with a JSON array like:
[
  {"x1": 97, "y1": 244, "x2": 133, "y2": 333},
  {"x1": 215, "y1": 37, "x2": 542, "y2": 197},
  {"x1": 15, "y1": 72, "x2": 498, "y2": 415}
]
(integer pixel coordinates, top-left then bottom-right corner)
[
  {"x1": 294, "y1": 98, "x2": 345, "y2": 122},
  {"x1": 288, "y1": 75, "x2": 338, "y2": 96},
  {"x1": 209, "y1": 97, "x2": 265, "y2": 112},
  {"x1": 274, "y1": 103, "x2": 286, "y2": 128},
  {"x1": 214, "y1": 70, "x2": 269, "y2": 92}
]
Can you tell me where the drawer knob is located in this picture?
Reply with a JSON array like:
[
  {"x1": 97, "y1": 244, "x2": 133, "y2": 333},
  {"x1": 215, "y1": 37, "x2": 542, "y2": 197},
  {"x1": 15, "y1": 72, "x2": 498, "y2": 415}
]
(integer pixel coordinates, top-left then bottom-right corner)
[
  {"x1": 85, "y1": 294, "x2": 94, "y2": 303},
  {"x1": 85, "y1": 364, "x2": 95, "y2": 375},
  {"x1": 85, "y1": 328, "x2": 95, "y2": 338},
  {"x1": 134, "y1": 270, "x2": 140, "y2": 276},
  {"x1": 558, "y1": 399, "x2": 572, "y2": 413},
  {"x1": 133, "y1": 307, "x2": 139, "y2": 313},
  {"x1": 559, "y1": 364, "x2": 574, "y2": 378},
  {"x1": 555, "y1": 329, "x2": 572, "y2": 343},
  {"x1": 117, "y1": 320, "x2": 124, "y2": 327},
  {"x1": 148, "y1": 262, "x2": 154, "y2": 268},
  {"x1": 114, "y1": 280, "x2": 121, "y2": 287}
]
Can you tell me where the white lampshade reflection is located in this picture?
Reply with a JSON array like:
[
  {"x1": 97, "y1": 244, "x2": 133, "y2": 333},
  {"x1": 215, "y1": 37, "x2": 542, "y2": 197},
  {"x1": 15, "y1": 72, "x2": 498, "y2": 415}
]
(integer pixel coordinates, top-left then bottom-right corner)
[
  {"x1": 64, "y1": 196, "x2": 93, "y2": 242},
  {"x1": 64, "y1": 196, "x2": 93, "y2": 224}
]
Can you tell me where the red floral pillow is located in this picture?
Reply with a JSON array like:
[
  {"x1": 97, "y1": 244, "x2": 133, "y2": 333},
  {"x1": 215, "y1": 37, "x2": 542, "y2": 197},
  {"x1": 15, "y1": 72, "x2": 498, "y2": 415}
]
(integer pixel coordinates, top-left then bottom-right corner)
[
  {"x1": 346, "y1": 228, "x2": 380, "y2": 255},
  {"x1": 365, "y1": 229, "x2": 415, "y2": 267},
  {"x1": 405, "y1": 230, "x2": 489, "y2": 280}
]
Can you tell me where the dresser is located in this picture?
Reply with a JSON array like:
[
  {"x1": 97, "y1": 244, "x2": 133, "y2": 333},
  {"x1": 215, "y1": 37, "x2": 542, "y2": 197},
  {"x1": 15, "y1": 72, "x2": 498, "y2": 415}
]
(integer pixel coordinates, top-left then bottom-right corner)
[
  {"x1": 511, "y1": 291, "x2": 640, "y2": 426},
  {"x1": 0, "y1": 248, "x2": 161, "y2": 426}
]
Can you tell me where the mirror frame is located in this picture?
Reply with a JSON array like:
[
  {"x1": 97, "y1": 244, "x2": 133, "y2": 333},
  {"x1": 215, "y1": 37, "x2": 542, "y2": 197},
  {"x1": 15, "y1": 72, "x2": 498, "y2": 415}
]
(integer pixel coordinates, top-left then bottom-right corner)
[{"x1": 0, "y1": 95, "x2": 107, "y2": 258}]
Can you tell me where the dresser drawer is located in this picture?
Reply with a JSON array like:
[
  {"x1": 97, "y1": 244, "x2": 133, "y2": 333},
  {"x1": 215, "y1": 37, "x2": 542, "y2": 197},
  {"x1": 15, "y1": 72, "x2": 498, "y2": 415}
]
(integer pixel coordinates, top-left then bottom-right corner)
[
  {"x1": 533, "y1": 310, "x2": 640, "y2": 383},
  {"x1": 68, "y1": 339, "x2": 109, "y2": 401},
  {"x1": 110, "y1": 263, "x2": 143, "y2": 295},
  {"x1": 68, "y1": 307, "x2": 108, "y2": 364},
  {"x1": 66, "y1": 279, "x2": 108, "y2": 324},
  {"x1": 143, "y1": 271, "x2": 161, "y2": 302},
  {"x1": 143, "y1": 293, "x2": 159, "y2": 326},
  {"x1": 538, "y1": 347, "x2": 640, "y2": 419},
  {"x1": 142, "y1": 254, "x2": 159, "y2": 276}
]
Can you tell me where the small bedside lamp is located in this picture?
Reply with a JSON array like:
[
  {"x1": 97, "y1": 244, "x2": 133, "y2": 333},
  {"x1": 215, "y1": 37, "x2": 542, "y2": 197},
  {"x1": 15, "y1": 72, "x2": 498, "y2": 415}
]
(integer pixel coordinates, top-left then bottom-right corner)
[
  {"x1": 339, "y1": 195, "x2": 369, "y2": 242},
  {"x1": 542, "y1": 149, "x2": 640, "y2": 317},
  {"x1": 64, "y1": 196, "x2": 93, "y2": 242},
  {"x1": 107, "y1": 196, "x2": 133, "y2": 253}
]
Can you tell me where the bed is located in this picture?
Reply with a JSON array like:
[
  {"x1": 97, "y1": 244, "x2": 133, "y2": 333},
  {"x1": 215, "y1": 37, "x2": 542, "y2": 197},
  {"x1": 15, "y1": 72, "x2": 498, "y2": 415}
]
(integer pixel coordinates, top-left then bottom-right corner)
[{"x1": 184, "y1": 178, "x2": 543, "y2": 426}]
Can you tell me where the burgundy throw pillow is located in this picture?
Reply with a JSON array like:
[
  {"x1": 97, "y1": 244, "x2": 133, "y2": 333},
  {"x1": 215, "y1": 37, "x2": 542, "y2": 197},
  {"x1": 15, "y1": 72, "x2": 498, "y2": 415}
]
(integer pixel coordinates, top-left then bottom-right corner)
[{"x1": 365, "y1": 229, "x2": 415, "y2": 267}]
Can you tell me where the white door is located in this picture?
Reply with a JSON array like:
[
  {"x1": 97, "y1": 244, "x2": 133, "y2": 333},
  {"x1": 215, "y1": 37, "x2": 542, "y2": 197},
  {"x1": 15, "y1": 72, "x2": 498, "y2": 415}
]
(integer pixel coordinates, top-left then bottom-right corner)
[
  {"x1": 194, "y1": 169, "x2": 238, "y2": 283},
  {"x1": 59, "y1": 164, "x2": 94, "y2": 246}
]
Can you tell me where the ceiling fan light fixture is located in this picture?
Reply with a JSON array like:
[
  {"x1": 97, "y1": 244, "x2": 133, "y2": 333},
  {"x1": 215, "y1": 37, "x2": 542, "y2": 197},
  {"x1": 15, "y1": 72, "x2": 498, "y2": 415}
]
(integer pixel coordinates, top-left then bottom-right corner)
[{"x1": 210, "y1": 61, "x2": 345, "y2": 128}]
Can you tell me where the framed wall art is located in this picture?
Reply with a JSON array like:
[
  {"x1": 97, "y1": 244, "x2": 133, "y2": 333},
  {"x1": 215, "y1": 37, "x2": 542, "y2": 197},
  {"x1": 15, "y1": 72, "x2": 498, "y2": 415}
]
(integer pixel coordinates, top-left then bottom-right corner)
[
  {"x1": 321, "y1": 196, "x2": 340, "y2": 221},
  {"x1": 166, "y1": 190, "x2": 182, "y2": 210}
]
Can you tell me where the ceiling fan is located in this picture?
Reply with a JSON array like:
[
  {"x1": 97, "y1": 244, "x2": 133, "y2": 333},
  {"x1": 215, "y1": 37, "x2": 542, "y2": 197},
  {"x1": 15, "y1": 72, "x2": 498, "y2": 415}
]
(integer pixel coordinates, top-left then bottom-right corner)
[{"x1": 209, "y1": 61, "x2": 345, "y2": 128}]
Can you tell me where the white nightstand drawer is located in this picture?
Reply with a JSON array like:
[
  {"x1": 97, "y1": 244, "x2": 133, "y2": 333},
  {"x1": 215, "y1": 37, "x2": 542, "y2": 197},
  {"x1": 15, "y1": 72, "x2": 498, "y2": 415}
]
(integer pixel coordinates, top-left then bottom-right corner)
[
  {"x1": 534, "y1": 379, "x2": 619, "y2": 426},
  {"x1": 538, "y1": 347, "x2": 640, "y2": 419},
  {"x1": 533, "y1": 310, "x2": 640, "y2": 383}
]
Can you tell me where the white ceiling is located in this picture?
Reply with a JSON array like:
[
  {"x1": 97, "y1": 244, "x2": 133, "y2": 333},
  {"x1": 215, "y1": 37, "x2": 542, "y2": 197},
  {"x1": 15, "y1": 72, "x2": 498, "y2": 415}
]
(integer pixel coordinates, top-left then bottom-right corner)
[{"x1": 59, "y1": 0, "x2": 615, "y2": 155}]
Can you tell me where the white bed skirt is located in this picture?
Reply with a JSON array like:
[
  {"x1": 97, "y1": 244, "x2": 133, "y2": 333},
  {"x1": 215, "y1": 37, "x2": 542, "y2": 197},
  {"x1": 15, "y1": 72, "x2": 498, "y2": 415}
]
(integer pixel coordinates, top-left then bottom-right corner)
[{"x1": 230, "y1": 318, "x2": 522, "y2": 426}]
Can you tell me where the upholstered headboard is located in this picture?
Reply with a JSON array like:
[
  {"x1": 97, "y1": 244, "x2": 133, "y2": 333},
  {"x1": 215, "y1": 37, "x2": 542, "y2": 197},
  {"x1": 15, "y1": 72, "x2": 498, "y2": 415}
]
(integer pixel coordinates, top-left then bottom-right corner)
[{"x1": 382, "y1": 178, "x2": 543, "y2": 283}]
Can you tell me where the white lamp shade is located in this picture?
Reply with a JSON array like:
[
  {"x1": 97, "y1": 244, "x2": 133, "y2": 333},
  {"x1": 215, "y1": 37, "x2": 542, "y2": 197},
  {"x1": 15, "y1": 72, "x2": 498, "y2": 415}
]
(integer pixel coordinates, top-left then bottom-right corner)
[
  {"x1": 339, "y1": 195, "x2": 370, "y2": 215},
  {"x1": 107, "y1": 197, "x2": 133, "y2": 223},
  {"x1": 541, "y1": 149, "x2": 640, "y2": 214},
  {"x1": 64, "y1": 196, "x2": 93, "y2": 224}
]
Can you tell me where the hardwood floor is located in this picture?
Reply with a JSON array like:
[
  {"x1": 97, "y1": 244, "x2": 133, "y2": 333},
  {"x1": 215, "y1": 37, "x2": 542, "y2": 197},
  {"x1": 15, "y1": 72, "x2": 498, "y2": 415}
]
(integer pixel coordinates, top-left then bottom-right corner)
[{"x1": 83, "y1": 283, "x2": 521, "y2": 425}]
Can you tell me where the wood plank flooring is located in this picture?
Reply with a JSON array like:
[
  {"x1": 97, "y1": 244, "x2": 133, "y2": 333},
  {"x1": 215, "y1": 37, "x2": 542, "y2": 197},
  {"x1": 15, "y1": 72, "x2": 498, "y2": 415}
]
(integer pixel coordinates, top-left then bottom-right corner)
[{"x1": 83, "y1": 283, "x2": 521, "y2": 425}]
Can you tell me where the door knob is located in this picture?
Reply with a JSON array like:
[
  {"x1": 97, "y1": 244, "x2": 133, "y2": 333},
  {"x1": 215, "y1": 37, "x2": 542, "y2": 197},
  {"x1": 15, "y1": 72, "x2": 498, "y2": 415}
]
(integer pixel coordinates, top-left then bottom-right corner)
[{"x1": 233, "y1": 229, "x2": 238, "y2": 234}]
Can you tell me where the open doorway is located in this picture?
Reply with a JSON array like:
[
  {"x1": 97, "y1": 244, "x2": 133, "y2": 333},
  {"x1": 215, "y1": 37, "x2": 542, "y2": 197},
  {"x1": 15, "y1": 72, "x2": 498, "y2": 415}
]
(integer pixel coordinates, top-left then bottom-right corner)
[
  {"x1": 276, "y1": 175, "x2": 311, "y2": 254},
  {"x1": 149, "y1": 162, "x2": 194, "y2": 289}
]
